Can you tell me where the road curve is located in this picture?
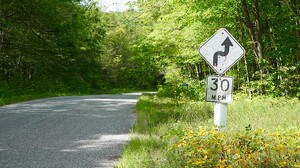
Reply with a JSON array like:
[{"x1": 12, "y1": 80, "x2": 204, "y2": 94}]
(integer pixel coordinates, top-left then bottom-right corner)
[{"x1": 0, "y1": 94, "x2": 140, "y2": 168}]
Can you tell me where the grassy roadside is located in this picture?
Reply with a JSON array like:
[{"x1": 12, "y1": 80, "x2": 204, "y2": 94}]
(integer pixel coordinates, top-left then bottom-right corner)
[
  {"x1": 0, "y1": 93, "x2": 64, "y2": 106},
  {"x1": 0, "y1": 88, "x2": 146, "y2": 106},
  {"x1": 116, "y1": 94, "x2": 300, "y2": 167}
]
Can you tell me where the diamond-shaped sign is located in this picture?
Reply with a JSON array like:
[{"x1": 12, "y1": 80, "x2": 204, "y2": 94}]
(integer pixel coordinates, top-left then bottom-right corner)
[{"x1": 198, "y1": 28, "x2": 245, "y2": 75}]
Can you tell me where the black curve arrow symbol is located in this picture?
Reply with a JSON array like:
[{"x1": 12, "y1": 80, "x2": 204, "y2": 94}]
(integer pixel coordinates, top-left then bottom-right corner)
[{"x1": 213, "y1": 37, "x2": 233, "y2": 66}]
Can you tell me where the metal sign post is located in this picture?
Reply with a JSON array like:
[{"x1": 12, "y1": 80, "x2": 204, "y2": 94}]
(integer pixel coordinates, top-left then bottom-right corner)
[
  {"x1": 206, "y1": 75, "x2": 233, "y2": 130},
  {"x1": 198, "y1": 28, "x2": 245, "y2": 130},
  {"x1": 214, "y1": 102, "x2": 227, "y2": 131}
]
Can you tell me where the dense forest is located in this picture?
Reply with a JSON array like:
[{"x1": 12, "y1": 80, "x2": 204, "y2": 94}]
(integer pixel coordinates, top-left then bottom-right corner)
[{"x1": 0, "y1": 0, "x2": 299, "y2": 99}]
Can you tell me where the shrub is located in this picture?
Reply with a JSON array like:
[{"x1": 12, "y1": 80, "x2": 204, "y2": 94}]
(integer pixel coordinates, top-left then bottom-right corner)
[{"x1": 168, "y1": 127, "x2": 300, "y2": 167}]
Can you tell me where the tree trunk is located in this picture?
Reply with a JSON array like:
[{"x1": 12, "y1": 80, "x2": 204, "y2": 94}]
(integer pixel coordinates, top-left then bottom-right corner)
[
  {"x1": 240, "y1": 0, "x2": 264, "y2": 74},
  {"x1": 0, "y1": 31, "x2": 3, "y2": 53},
  {"x1": 287, "y1": 0, "x2": 300, "y2": 63},
  {"x1": 244, "y1": 55, "x2": 251, "y2": 98},
  {"x1": 196, "y1": 64, "x2": 203, "y2": 80},
  {"x1": 0, "y1": 2, "x2": 3, "y2": 53}
]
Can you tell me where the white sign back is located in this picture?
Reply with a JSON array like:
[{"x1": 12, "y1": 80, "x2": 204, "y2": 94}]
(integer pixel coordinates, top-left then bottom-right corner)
[{"x1": 198, "y1": 28, "x2": 245, "y2": 75}]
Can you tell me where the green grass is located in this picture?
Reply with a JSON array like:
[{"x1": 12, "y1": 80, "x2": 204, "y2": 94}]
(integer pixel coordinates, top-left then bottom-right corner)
[
  {"x1": 116, "y1": 94, "x2": 300, "y2": 167},
  {"x1": 0, "y1": 88, "x2": 148, "y2": 107},
  {"x1": 0, "y1": 93, "x2": 60, "y2": 106},
  {"x1": 0, "y1": 91, "x2": 97, "y2": 106},
  {"x1": 227, "y1": 94, "x2": 300, "y2": 131}
]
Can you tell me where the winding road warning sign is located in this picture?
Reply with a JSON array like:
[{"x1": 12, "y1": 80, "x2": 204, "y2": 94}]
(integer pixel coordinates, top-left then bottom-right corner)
[{"x1": 198, "y1": 28, "x2": 245, "y2": 75}]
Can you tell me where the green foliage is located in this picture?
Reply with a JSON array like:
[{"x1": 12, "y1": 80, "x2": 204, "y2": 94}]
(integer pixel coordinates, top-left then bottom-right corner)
[
  {"x1": 156, "y1": 66, "x2": 205, "y2": 100},
  {"x1": 117, "y1": 94, "x2": 300, "y2": 167},
  {"x1": 129, "y1": 0, "x2": 300, "y2": 98},
  {"x1": 2, "y1": 0, "x2": 299, "y2": 97},
  {"x1": 0, "y1": 0, "x2": 109, "y2": 96},
  {"x1": 101, "y1": 11, "x2": 162, "y2": 90}
]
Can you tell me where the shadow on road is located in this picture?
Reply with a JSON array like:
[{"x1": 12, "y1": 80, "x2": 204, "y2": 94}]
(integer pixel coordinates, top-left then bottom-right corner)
[{"x1": 0, "y1": 94, "x2": 140, "y2": 168}]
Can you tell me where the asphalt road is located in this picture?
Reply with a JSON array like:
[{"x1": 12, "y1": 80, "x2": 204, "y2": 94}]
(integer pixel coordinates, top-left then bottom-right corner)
[{"x1": 0, "y1": 94, "x2": 140, "y2": 168}]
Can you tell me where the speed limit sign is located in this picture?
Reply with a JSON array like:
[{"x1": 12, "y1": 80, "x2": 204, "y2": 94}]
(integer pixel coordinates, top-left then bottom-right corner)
[{"x1": 206, "y1": 76, "x2": 233, "y2": 103}]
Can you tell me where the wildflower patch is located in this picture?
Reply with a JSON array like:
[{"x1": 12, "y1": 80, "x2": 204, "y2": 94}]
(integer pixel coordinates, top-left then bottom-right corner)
[{"x1": 170, "y1": 128, "x2": 300, "y2": 167}]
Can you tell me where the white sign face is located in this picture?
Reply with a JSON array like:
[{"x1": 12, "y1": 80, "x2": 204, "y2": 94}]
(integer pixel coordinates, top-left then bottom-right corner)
[
  {"x1": 198, "y1": 28, "x2": 245, "y2": 75},
  {"x1": 206, "y1": 76, "x2": 233, "y2": 103}
]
